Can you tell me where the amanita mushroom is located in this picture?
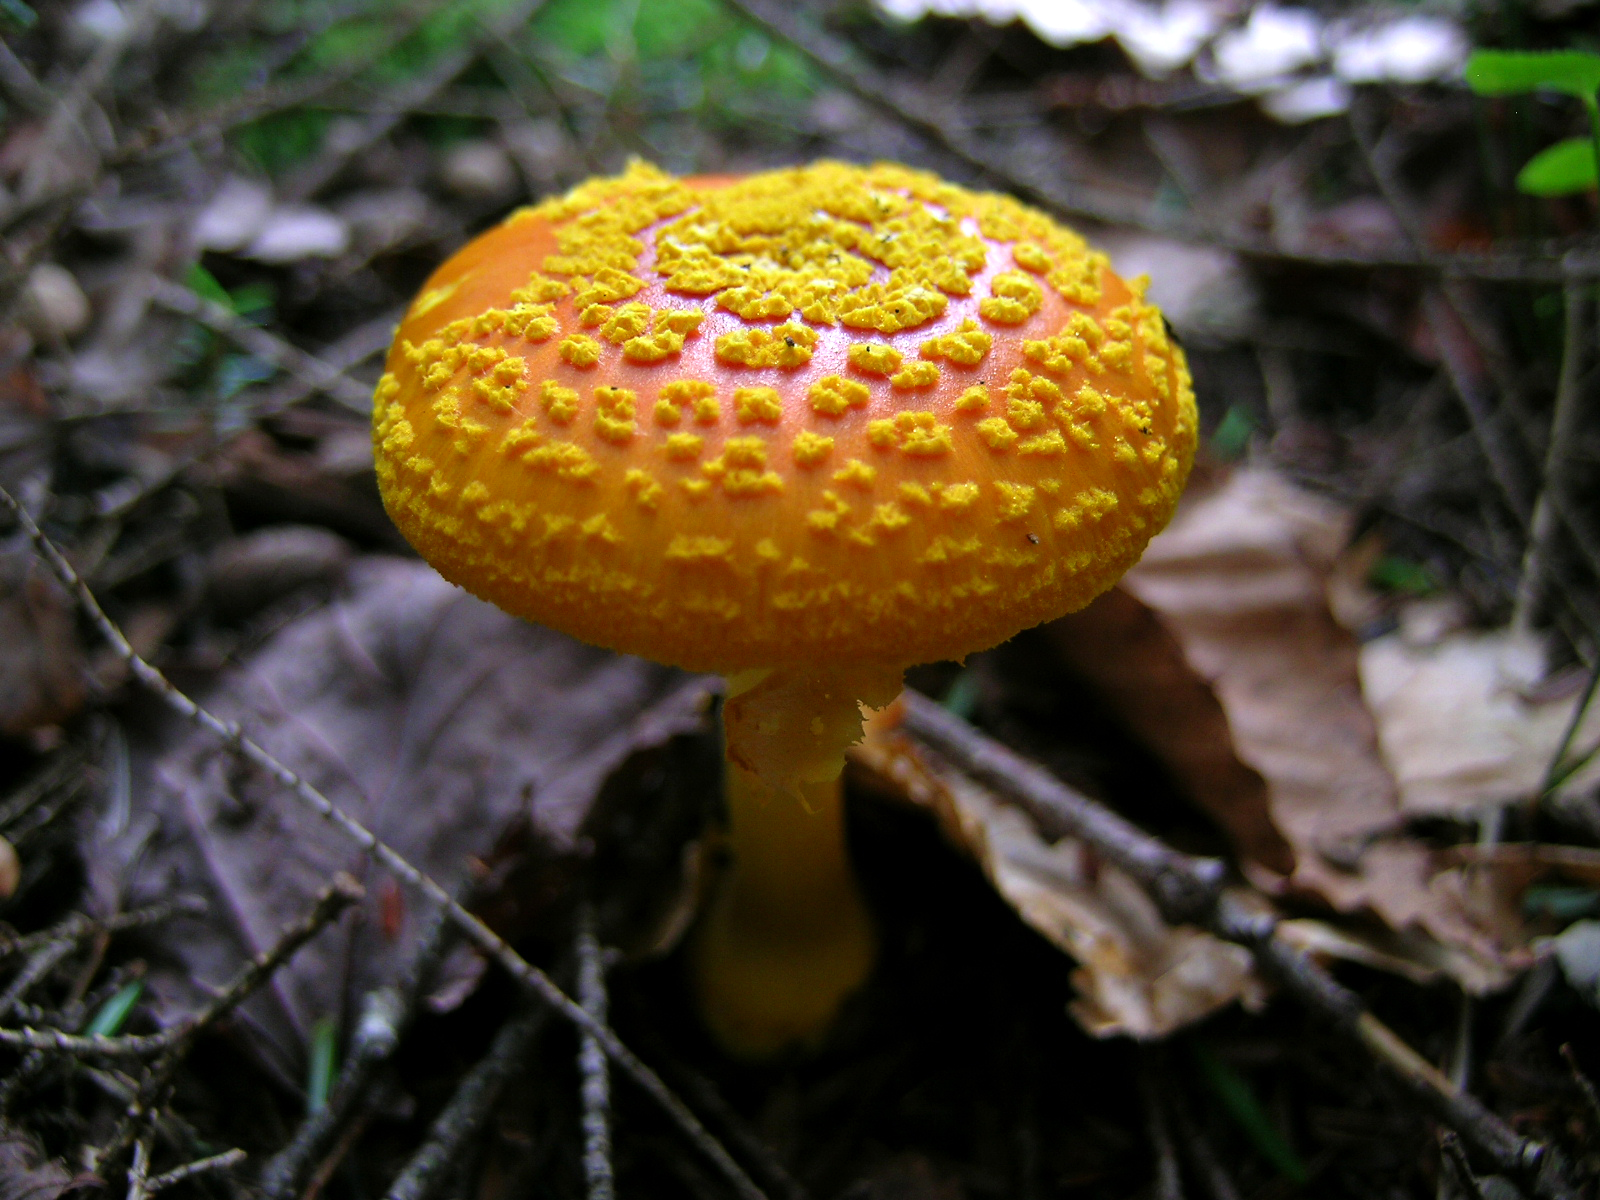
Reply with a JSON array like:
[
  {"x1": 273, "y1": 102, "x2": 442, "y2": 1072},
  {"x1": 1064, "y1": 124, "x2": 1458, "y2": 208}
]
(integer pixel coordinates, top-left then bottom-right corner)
[{"x1": 373, "y1": 161, "x2": 1196, "y2": 1057}]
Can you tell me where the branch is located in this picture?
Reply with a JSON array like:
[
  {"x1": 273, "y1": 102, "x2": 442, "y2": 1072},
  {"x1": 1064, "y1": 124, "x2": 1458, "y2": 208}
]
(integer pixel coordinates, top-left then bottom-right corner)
[
  {"x1": 383, "y1": 1004, "x2": 549, "y2": 1200},
  {"x1": 145, "y1": 1149, "x2": 247, "y2": 1195},
  {"x1": 0, "y1": 898, "x2": 208, "y2": 962},
  {"x1": 719, "y1": 0, "x2": 1600, "y2": 284},
  {"x1": 258, "y1": 909, "x2": 454, "y2": 1200},
  {"x1": 895, "y1": 691, "x2": 1572, "y2": 1199},
  {"x1": 0, "y1": 1026, "x2": 170, "y2": 1057},
  {"x1": 0, "y1": 485, "x2": 767, "y2": 1200},
  {"x1": 145, "y1": 277, "x2": 373, "y2": 414},
  {"x1": 576, "y1": 903, "x2": 615, "y2": 1200}
]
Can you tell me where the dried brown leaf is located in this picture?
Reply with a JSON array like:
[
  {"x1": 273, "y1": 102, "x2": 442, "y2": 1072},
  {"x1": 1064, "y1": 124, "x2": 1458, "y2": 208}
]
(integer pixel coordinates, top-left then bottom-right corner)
[
  {"x1": 852, "y1": 719, "x2": 1264, "y2": 1039},
  {"x1": 1049, "y1": 467, "x2": 1534, "y2": 991},
  {"x1": 88, "y1": 557, "x2": 712, "y2": 1084}
]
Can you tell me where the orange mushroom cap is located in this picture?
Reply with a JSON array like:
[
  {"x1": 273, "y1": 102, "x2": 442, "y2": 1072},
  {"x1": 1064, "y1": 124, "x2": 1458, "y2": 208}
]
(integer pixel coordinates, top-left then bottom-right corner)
[{"x1": 373, "y1": 161, "x2": 1197, "y2": 674}]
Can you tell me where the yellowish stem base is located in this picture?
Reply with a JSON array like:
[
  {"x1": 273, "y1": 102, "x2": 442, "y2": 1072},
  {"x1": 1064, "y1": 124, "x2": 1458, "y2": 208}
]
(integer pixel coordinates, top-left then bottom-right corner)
[
  {"x1": 690, "y1": 767, "x2": 876, "y2": 1058},
  {"x1": 689, "y1": 665, "x2": 902, "y2": 1059}
]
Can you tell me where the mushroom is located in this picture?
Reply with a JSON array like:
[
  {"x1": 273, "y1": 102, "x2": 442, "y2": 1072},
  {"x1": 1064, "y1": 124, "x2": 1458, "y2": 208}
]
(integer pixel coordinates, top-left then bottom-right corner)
[{"x1": 373, "y1": 161, "x2": 1197, "y2": 1057}]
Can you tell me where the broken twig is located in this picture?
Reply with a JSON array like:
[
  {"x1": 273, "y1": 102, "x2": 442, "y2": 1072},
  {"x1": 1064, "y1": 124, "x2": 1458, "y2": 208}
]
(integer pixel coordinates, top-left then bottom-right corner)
[
  {"x1": 383, "y1": 1003, "x2": 549, "y2": 1200},
  {"x1": 577, "y1": 903, "x2": 616, "y2": 1200},
  {"x1": 0, "y1": 484, "x2": 768, "y2": 1200},
  {"x1": 896, "y1": 690, "x2": 1572, "y2": 1199}
]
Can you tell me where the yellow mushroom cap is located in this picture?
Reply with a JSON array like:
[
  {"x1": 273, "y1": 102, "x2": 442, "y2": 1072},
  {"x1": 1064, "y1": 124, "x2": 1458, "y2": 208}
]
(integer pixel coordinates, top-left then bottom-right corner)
[{"x1": 373, "y1": 161, "x2": 1197, "y2": 674}]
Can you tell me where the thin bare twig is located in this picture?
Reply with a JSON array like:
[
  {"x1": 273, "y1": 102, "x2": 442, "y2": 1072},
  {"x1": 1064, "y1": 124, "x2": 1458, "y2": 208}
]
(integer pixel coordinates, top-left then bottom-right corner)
[
  {"x1": 1168, "y1": 1091, "x2": 1240, "y2": 1200},
  {"x1": 145, "y1": 1148, "x2": 247, "y2": 1195},
  {"x1": 93, "y1": 875, "x2": 365, "y2": 1168},
  {"x1": 281, "y1": 0, "x2": 551, "y2": 202},
  {"x1": 0, "y1": 1025, "x2": 170, "y2": 1057},
  {"x1": 577, "y1": 903, "x2": 615, "y2": 1200},
  {"x1": 91, "y1": 306, "x2": 398, "y2": 521},
  {"x1": 126, "y1": 1136, "x2": 154, "y2": 1200},
  {"x1": 259, "y1": 909, "x2": 455, "y2": 1200},
  {"x1": 1514, "y1": 276, "x2": 1590, "y2": 633},
  {"x1": 0, "y1": 484, "x2": 767, "y2": 1200},
  {"x1": 1139, "y1": 1050, "x2": 1185, "y2": 1200},
  {"x1": 383, "y1": 1003, "x2": 549, "y2": 1200},
  {"x1": 718, "y1": 0, "x2": 1600, "y2": 284},
  {"x1": 145, "y1": 277, "x2": 373, "y2": 414},
  {"x1": 895, "y1": 691, "x2": 1572, "y2": 1199},
  {"x1": 0, "y1": 939, "x2": 77, "y2": 1021},
  {"x1": 1559, "y1": 1045, "x2": 1600, "y2": 1133},
  {"x1": 1441, "y1": 1131, "x2": 1489, "y2": 1200},
  {"x1": 0, "y1": 898, "x2": 207, "y2": 962}
]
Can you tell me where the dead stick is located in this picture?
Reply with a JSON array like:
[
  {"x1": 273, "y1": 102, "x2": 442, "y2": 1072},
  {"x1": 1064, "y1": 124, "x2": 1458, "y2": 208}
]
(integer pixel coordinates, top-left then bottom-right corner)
[
  {"x1": 125, "y1": 1136, "x2": 153, "y2": 1200},
  {"x1": 0, "y1": 485, "x2": 767, "y2": 1200},
  {"x1": 1514, "y1": 276, "x2": 1590, "y2": 632},
  {"x1": 145, "y1": 1149, "x2": 247, "y2": 1195},
  {"x1": 1441, "y1": 1131, "x2": 1489, "y2": 1200},
  {"x1": 0, "y1": 898, "x2": 207, "y2": 961},
  {"x1": 896, "y1": 691, "x2": 1569, "y2": 1197},
  {"x1": 1138, "y1": 1049, "x2": 1185, "y2": 1200},
  {"x1": 717, "y1": 0, "x2": 1600, "y2": 284},
  {"x1": 259, "y1": 908, "x2": 454, "y2": 1200},
  {"x1": 0, "y1": 1026, "x2": 170, "y2": 1057},
  {"x1": 383, "y1": 1004, "x2": 549, "y2": 1200},
  {"x1": 1168, "y1": 1094, "x2": 1240, "y2": 1200},
  {"x1": 576, "y1": 903, "x2": 615, "y2": 1200},
  {"x1": 1559, "y1": 1045, "x2": 1600, "y2": 1133},
  {"x1": 93, "y1": 875, "x2": 364, "y2": 1168},
  {"x1": 145, "y1": 278, "x2": 373, "y2": 413}
]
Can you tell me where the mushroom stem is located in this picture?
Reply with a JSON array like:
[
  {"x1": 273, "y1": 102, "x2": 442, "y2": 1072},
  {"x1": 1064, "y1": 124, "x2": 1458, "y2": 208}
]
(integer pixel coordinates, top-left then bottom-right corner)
[
  {"x1": 690, "y1": 766, "x2": 874, "y2": 1058},
  {"x1": 690, "y1": 665, "x2": 903, "y2": 1058}
]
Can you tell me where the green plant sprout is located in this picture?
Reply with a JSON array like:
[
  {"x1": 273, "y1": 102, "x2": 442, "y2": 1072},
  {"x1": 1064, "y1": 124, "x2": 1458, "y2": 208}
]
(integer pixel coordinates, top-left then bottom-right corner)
[
  {"x1": 307, "y1": 1016, "x2": 339, "y2": 1114},
  {"x1": 85, "y1": 981, "x2": 145, "y2": 1038},
  {"x1": 1466, "y1": 50, "x2": 1600, "y2": 197}
]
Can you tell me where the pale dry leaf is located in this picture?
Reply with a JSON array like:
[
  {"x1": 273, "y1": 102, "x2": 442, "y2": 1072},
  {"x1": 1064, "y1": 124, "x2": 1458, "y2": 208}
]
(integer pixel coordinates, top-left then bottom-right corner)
[
  {"x1": 1053, "y1": 467, "x2": 1532, "y2": 992},
  {"x1": 88, "y1": 557, "x2": 712, "y2": 1085},
  {"x1": 852, "y1": 720, "x2": 1264, "y2": 1038},
  {"x1": 1360, "y1": 629, "x2": 1600, "y2": 815}
]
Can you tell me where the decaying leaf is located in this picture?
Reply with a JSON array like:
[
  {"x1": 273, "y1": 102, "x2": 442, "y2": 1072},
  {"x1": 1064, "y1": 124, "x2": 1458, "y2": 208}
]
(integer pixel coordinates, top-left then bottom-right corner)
[
  {"x1": 87, "y1": 557, "x2": 713, "y2": 1085},
  {"x1": 852, "y1": 714, "x2": 1265, "y2": 1039},
  {"x1": 0, "y1": 1123, "x2": 94, "y2": 1200},
  {"x1": 1050, "y1": 467, "x2": 1539, "y2": 992},
  {"x1": 1360, "y1": 629, "x2": 1600, "y2": 815}
]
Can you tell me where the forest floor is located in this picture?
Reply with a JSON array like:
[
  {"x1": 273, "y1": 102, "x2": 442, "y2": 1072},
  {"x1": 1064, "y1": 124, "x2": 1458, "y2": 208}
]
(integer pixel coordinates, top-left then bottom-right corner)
[{"x1": 2, "y1": 2, "x2": 1600, "y2": 1199}]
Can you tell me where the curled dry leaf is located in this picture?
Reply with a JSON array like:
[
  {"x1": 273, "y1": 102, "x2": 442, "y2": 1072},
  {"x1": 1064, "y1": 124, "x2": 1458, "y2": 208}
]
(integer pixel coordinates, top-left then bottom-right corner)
[
  {"x1": 87, "y1": 557, "x2": 713, "y2": 1085},
  {"x1": 1050, "y1": 467, "x2": 1536, "y2": 992},
  {"x1": 852, "y1": 712, "x2": 1264, "y2": 1039}
]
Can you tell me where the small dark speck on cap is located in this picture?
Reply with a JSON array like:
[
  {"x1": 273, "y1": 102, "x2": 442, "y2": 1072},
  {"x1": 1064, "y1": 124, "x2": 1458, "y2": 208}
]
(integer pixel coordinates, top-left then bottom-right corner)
[{"x1": 1026, "y1": 533, "x2": 1040, "y2": 545}]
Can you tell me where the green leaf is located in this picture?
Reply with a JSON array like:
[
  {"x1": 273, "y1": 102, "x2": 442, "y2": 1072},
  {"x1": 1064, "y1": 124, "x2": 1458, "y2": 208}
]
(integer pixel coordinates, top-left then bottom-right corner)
[
  {"x1": 1516, "y1": 137, "x2": 1600, "y2": 196},
  {"x1": 86, "y1": 981, "x2": 145, "y2": 1038},
  {"x1": 1209, "y1": 405, "x2": 1254, "y2": 460},
  {"x1": 0, "y1": 0, "x2": 38, "y2": 29},
  {"x1": 185, "y1": 264, "x2": 233, "y2": 309},
  {"x1": 1465, "y1": 50, "x2": 1600, "y2": 100},
  {"x1": 1192, "y1": 1043, "x2": 1309, "y2": 1185},
  {"x1": 941, "y1": 669, "x2": 982, "y2": 721},
  {"x1": 1368, "y1": 554, "x2": 1436, "y2": 596},
  {"x1": 1523, "y1": 885, "x2": 1600, "y2": 920},
  {"x1": 307, "y1": 1016, "x2": 339, "y2": 1114}
]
